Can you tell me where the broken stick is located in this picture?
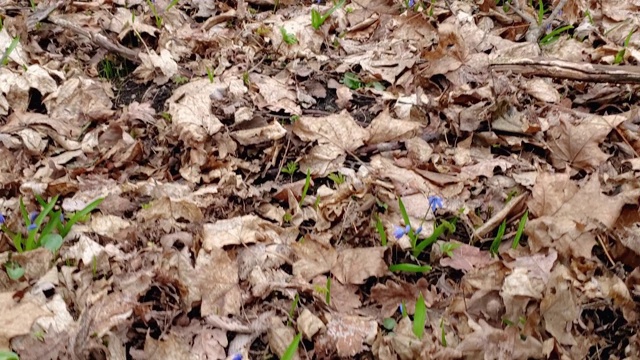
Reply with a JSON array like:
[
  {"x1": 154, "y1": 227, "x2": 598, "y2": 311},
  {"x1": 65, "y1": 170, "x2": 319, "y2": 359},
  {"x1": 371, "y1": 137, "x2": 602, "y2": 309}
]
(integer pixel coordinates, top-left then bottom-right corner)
[{"x1": 490, "y1": 58, "x2": 640, "y2": 84}]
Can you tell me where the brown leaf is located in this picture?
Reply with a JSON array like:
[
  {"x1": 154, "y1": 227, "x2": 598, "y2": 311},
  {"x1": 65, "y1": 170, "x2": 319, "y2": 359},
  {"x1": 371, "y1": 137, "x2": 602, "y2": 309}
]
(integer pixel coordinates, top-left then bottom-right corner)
[
  {"x1": 332, "y1": 247, "x2": 387, "y2": 285},
  {"x1": 547, "y1": 114, "x2": 626, "y2": 171},
  {"x1": 440, "y1": 243, "x2": 493, "y2": 272}
]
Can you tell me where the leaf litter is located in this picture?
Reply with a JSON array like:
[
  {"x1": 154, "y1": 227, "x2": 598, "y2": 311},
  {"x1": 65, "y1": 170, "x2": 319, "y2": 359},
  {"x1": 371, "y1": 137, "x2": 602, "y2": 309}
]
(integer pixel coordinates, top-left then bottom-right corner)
[{"x1": 1, "y1": 0, "x2": 640, "y2": 358}]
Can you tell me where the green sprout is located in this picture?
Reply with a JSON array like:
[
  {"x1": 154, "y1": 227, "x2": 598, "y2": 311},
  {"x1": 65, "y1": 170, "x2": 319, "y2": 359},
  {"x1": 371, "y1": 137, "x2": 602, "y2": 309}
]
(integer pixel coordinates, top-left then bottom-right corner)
[
  {"x1": 311, "y1": 0, "x2": 346, "y2": 30},
  {"x1": 614, "y1": 28, "x2": 635, "y2": 65},
  {"x1": 0, "y1": 350, "x2": 19, "y2": 360},
  {"x1": 375, "y1": 215, "x2": 387, "y2": 246},
  {"x1": 145, "y1": 0, "x2": 163, "y2": 28},
  {"x1": 282, "y1": 161, "x2": 298, "y2": 177},
  {"x1": 173, "y1": 75, "x2": 188, "y2": 84},
  {"x1": 440, "y1": 241, "x2": 461, "y2": 257},
  {"x1": 287, "y1": 293, "x2": 299, "y2": 326},
  {"x1": 382, "y1": 317, "x2": 396, "y2": 330},
  {"x1": 325, "y1": 277, "x2": 332, "y2": 305},
  {"x1": 206, "y1": 67, "x2": 215, "y2": 83},
  {"x1": 489, "y1": 219, "x2": 507, "y2": 257},
  {"x1": 283, "y1": 212, "x2": 293, "y2": 223},
  {"x1": 388, "y1": 263, "x2": 432, "y2": 273},
  {"x1": 342, "y1": 72, "x2": 364, "y2": 90},
  {"x1": 327, "y1": 172, "x2": 346, "y2": 185},
  {"x1": 243, "y1": 71, "x2": 250, "y2": 86},
  {"x1": 280, "y1": 27, "x2": 298, "y2": 45},
  {"x1": 413, "y1": 293, "x2": 427, "y2": 339},
  {"x1": 0, "y1": 36, "x2": 20, "y2": 67},
  {"x1": 511, "y1": 211, "x2": 528, "y2": 249},
  {"x1": 299, "y1": 169, "x2": 311, "y2": 205},
  {"x1": 539, "y1": 25, "x2": 573, "y2": 45},
  {"x1": 4, "y1": 259, "x2": 24, "y2": 281},
  {"x1": 585, "y1": 9, "x2": 594, "y2": 25},
  {"x1": 281, "y1": 333, "x2": 302, "y2": 360},
  {"x1": 440, "y1": 318, "x2": 447, "y2": 346}
]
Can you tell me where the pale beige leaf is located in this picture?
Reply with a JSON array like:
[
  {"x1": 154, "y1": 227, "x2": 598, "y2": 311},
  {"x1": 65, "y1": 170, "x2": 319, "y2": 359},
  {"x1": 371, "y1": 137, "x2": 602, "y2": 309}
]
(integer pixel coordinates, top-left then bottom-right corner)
[
  {"x1": 0, "y1": 292, "x2": 52, "y2": 348},
  {"x1": 332, "y1": 247, "x2": 386, "y2": 285},
  {"x1": 168, "y1": 79, "x2": 224, "y2": 145}
]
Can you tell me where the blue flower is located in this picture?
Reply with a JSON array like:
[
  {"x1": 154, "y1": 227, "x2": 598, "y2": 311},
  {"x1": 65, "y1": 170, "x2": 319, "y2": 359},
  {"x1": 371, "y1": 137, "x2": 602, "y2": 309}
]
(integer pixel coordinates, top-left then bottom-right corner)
[
  {"x1": 29, "y1": 211, "x2": 39, "y2": 223},
  {"x1": 231, "y1": 354, "x2": 242, "y2": 360},
  {"x1": 415, "y1": 225, "x2": 423, "y2": 235},
  {"x1": 398, "y1": 303, "x2": 404, "y2": 314},
  {"x1": 428, "y1": 196, "x2": 444, "y2": 213},
  {"x1": 393, "y1": 224, "x2": 410, "y2": 239},
  {"x1": 0, "y1": 213, "x2": 5, "y2": 225},
  {"x1": 27, "y1": 223, "x2": 37, "y2": 231},
  {"x1": 59, "y1": 213, "x2": 65, "y2": 223},
  {"x1": 408, "y1": 0, "x2": 415, "y2": 7}
]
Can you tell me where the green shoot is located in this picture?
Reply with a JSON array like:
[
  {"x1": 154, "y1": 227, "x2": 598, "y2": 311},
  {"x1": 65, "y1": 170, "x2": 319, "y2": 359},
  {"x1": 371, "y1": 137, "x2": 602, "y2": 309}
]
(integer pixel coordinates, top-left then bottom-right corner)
[
  {"x1": 537, "y1": 0, "x2": 545, "y2": 25},
  {"x1": 0, "y1": 36, "x2": 20, "y2": 67},
  {"x1": 539, "y1": 25, "x2": 573, "y2": 45},
  {"x1": 440, "y1": 318, "x2": 447, "y2": 346},
  {"x1": 166, "y1": 0, "x2": 180, "y2": 11},
  {"x1": 342, "y1": 72, "x2": 364, "y2": 90},
  {"x1": 614, "y1": 28, "x2": 635, "y2": 65},
  {"x1": 173, "y1": 75, "x2": 188, "y2": 84},
  {"x1": 145, "y1": 0, "x2": 163, "y2": 28},
  {"x1": 511, "y1": 211, "x2": 528, "y2": 249},
  {"x1": 281, "y1": 161, "x2": 298, "y2": 177},
  {"x1": 440, "y1": 241, "x2": 461, "y2": 257},
  {"x1": 92, "y1": 255, "x2": 98, "y2": 278},
  {"x1": 412, "y1": 219, "x2": 455, "y2": 258},
  {"x1": 299, "y1": 169, "x2": 311, "y2": 205},
  {"x1": 283, "y1": 212, "x2": 293, "y2": 223},
  {"x1": 389, "y1": 263, "x2": 432, "y2": 273},
  {"x1": 327, "y1": 172, "x2": 346, "y2": 185},
  {"x1": 585, "y1": 9, "x2": 594, "y2": 25},
  {"x1": 0, "y1": 16, "x2": 3, "y2": 31},
  {"x1": 0, "y1": 350, "x2": 19, "y2": 360},
  {"x1": 4, "y1": 260, "x2": 24, "y2": 281},
  {"x1": 206, "y1": 67, "x2": 215, "y2": 83},
  {"x1": 29, "y1": 0, "x2": 36, "y2": 10},
  {"x1": 375, "y1": 215, "x2": 387, "y2": 246},
  {"x1": 243, "y1": 71, "x2": 250, "y2": 86},
  {"x1": 287, "y1": 293, "x2": 299, "y2": 326},
  {"x1": 289, "y1": 115, "x2": 300, "y2": 123},
  {"x1": 311, "y1": 0, "x2": 346, "y2": 30},
  {"x1": 280, "y1": 27, "x2": 298, "y2": 45},
  {"x1": 325, "y1": 276, "x2": 331, "y2": 305},
  {"x1": 281, "y1": 333, "x2": 301, "y2": 360},
  {"x1": 489, "y1": 220, "x2": 507, "y2": 257},
  {"x1": 413, "y1": 293, "x2": 427, "y2": 339},
  {"x1": 400, "y1": 300, "x2": 408, "y2": 318},
  {"x1": 382, "y1": 318, "x2": 396, "y2": 330}
]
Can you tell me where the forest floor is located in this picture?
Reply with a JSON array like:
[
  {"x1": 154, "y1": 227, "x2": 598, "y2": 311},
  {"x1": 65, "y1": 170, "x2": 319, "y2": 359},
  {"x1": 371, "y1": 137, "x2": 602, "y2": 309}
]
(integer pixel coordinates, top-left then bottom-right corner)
[{"x1": 2, "y1": 0, "x2": 640, "y2": 359}]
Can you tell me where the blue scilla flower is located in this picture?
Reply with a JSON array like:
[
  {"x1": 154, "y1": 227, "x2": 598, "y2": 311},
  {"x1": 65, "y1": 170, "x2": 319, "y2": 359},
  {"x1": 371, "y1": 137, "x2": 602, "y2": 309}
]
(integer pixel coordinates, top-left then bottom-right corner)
[
  {"x1": 27, "y1": 223, "x2": 37, "y2": 231},
  {"x1": 0, "y1": 213, "x2": 5, "y2": 225},
  {"x1": 428, "y1": 195, "x2": 444, "y2": 213},
  {"x1": 231, "y1": 354, "x2": 242, "y2": 360},
  {"x1": 393, "y1": 224, "x2": 411, "y2": 239},
  {"x1": 29, "y1": 211, "x2": 39, "y2": 223},
  {"x1": 408, "y1": 0, "x2": 415, "y2": 7}
]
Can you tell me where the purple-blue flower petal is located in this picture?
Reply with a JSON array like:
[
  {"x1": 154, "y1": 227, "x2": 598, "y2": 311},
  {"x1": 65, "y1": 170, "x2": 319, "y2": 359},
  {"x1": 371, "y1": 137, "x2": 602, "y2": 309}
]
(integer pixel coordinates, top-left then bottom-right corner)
[
  {"x1": 27, "y1": 223, "x2": 37, "y2": 231},
  {"x1": 393, "y1": 225, "x2": 407, "y2": 239},
  {"x1": 0, "y1": 213, "x2": 5, "y2": 225},
  {"x1": 428, "y1": 196, "x2": 444, "y2": 213},
  {"x1": 29, "y1": 211, "x2": 39, "y2": 223}
]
